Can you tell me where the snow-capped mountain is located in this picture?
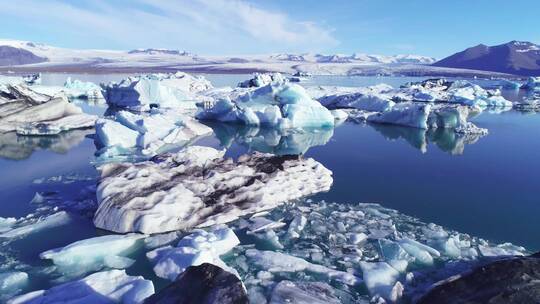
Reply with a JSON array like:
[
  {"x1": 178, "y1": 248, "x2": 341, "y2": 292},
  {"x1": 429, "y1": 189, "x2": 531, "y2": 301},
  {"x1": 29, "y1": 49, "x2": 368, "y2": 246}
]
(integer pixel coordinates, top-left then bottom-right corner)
[
  {"x1": 433, "y1": 41, "x2": 540, "y2": 76},
  {"x1": 0, "y1": 39, "x2": 513, "y2": 78}
]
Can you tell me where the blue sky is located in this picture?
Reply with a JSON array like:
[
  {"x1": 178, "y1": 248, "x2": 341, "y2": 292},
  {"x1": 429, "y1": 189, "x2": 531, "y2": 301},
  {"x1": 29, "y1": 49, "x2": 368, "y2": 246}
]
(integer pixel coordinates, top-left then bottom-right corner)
[{"x1": 1, "y1": 0, "x2": 539, "y2": 58}]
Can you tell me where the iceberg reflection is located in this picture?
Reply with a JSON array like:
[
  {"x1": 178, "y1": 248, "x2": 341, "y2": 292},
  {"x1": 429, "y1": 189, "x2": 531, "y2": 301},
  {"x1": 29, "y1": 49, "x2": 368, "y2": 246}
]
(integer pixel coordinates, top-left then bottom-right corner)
[
  {"x1": 371, "y1": 123, "x2": 486, "y2": 155},
  {"x1": 0, "y1": 129, "x2": 94, "y2": 160},
  {"x1": 206, "y1": 122, "x2": 334, "y2": 156}
]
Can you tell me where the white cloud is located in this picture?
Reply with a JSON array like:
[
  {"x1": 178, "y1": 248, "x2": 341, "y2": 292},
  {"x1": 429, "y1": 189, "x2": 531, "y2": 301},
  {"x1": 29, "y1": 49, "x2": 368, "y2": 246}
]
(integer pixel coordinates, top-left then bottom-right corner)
[{"x1": 1, "y1": 0, "x2": 338, "y2": 54}]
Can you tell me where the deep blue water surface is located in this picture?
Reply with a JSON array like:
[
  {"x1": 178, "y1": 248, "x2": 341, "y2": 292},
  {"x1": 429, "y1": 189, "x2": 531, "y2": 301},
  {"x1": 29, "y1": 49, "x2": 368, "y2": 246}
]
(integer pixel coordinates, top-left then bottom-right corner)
[{"x1": 0, "y1": 73, "x2": 539, "y2": 297}]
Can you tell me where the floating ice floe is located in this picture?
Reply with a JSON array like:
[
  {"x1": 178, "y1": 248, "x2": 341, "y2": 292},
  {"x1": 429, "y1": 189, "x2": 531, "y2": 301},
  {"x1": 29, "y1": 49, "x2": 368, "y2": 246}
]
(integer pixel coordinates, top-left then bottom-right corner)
[
  {"x1": 40, "y1": 234, "x2": 145, "y2": 278},
  {"x1": 0, "y1": 211, "x2": 72, "y2": 239},
  {"x1": 94, "y1": 146, "x2": 332, "y2": 234},
  {"x1": 0, "y1": 84, "x2": 97, "y2": 135},
  {"x1": 269, "y1": 280, "x2": 342, "y2": 304},
  {"x1": 8, "y1": 269, "x2": 154, "y2": 304},
  {"x1": 208, "y1": 122, "x2": 333, "y2": 156},
  {"x1": 197, "y1": 80, "x2": 335, "y2": 130},
  {"x1": 221, "y1": 199, "x2": 528, "y2": 303},
  {"x1": 94, "y1": 109, "x2": 212, "y2": 161},
  {"x1": 102, "y1": 72, "x2": 212, "y2": 111},
  {"x1": 521, "y1": 77, "x2": 540, "y2": 90},
  {"x1": 0, "y1": 272, "x2": 28, "y2": 301},
  {"x1": 245, "y1": 249, "x2": 361, "y2": 286},
  {"x1": 147, "y1": 226, "x2": 240, "y2": 281}
]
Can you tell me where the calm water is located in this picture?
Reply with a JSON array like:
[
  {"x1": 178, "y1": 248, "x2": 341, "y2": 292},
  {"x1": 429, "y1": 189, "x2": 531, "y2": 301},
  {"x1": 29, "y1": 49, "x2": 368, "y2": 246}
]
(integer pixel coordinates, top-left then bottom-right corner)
[{"x1": 0, "y1": 73, "x2": 539, "y2": 297}]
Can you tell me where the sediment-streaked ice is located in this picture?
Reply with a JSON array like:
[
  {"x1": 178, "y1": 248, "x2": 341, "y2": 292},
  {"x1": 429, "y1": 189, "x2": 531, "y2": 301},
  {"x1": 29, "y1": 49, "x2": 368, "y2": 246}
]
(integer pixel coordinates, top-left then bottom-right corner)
[{"x1": 94, "y1": 146, "x2": 332, "y2": 234}]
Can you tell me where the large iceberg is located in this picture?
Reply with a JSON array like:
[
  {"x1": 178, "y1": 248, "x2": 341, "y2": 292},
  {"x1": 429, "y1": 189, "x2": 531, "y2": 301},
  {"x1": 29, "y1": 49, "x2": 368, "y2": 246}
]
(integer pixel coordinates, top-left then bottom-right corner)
[
  {"x1": 197, "y1": 81, "x2": 335, "y2": 130},
  {"x1": 94, "y1": 109, "x2": 212, "y2": 161},
  {"x1": 93, "y1": 146, "x2": 332, "y2": 234},
  {"x1": 102, "y1": 72, "x2": 212, "y2": 110},
  {"x1": 147, "y1": 226, "x2": 240, "y2": 281},
  {"x1": 40, "y1": 234, "x2": 145, "y2": 278},
  {"x1": 8, "y1": 270, "x2": 154, "y2": 304},
  {"x1": 0, "y1": 84, "x2": 97, "y2": 135},
  {"x1": 63, "y1": 77, "x2": 104, "y2": 99}
]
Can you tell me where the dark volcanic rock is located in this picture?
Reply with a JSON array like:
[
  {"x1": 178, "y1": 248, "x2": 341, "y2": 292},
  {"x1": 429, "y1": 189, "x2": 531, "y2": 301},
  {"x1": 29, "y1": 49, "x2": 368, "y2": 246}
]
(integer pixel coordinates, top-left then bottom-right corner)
[
  {"x1": 144, "y1": 263, "x2": 248, "y2": 304},
  {"x1": 433, "y1": 41, "x2": 540, "y2": 76},
  {"x1": 418, "y1": 252, "x2": 540, "y2": 304},
  {"x1": 0, "y1": 45, "x2": 47, "y2": 66}
]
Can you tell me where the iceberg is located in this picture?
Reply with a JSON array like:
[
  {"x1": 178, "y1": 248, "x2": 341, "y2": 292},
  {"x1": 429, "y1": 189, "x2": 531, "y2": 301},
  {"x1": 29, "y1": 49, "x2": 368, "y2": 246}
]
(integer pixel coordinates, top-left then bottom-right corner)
[
  {"x1": 0, "y1": 84, "x2": 97, "y2": 134},
  {"x1": 448, "y1": 81, "x2": 513, "y2": 108},
  {"x1": 63, "y1": 77, "x2": 104, "y2": 99},
  {"x1": 94, "y1": 109, "x2": 212, "y2": 161},
  {"x1": 197, "y1": 81, "x2": 335, "y2": 130},
  {"x1": 147, "y1": 226, "x2": 239, "y2": 281},
  {"x1": 367, "y1": 102, "x2": 431, "y2": 129},
  {"x1": 94, "y1": 146, "x2": 332, "y2": 234},
  {"x1": 102, "y1": 72, "x2": 212, "y2": 110},
  {"x1": 237, "y1": 73, "x2": 286, "y2": 88},
  {"x1": 8, "y1": 270, "x2": 154, "y2": 304},
  {"x1": 40, "y1": 234, "x2": 145, "y2": 278}
]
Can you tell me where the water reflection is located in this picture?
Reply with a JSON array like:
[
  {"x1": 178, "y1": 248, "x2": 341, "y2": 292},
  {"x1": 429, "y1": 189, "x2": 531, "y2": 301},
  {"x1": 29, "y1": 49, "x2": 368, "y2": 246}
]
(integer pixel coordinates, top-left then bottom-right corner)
[
  {"x1": 0, "y1": 129, "x2": 94, "y2": 160},
  {"x1": 206, "y1": 122, "x2": 334, "y2": 155},
  {"x1": 370, "y1": 123, "x2": 486, "y2": 155}
]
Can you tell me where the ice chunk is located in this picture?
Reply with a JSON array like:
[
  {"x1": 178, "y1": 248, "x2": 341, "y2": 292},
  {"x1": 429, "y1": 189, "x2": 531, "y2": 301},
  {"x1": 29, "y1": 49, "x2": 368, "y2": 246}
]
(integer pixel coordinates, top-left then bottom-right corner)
[
  {"x1": 0, "y1": 85, "x2": 97, "y2": 134},
  {"x1": 102, "y1": 72, "x2": 212, "y2": 110},
  {"x1": 0, "y1": 272, "x2": 28, "y2": 300},
  {"x1": 360, "y1": 262, "x2": 402, "y2": 302},
  {"x1": 0, "y1": 217, "x2": 17, "y2": 233},
  {"x1": 398, "y1": 238, "x2": 440, "y2": 266},
  {"x1": 94, "y1": 146, "x2": 332, "y2": 234},
  {"x1": 245, "y1": 249, "x2": 361, "y2": 285},
  {"x1": 448, "y1": 81, "x2": 512, "y2": 108},
  {"x1": 94, "y1": 109, "x2": 213, "y2": 161},
  {"x1": 16, "y1": 113, "x2": 97, "y2": 135},
  {"x1": 269, "y1": 280, "x2": 341, "y2": 304},
  {"x1": 478, "y1": 243, "x2": 526, "y2": 257},
  {"x1": 40, "y1": 234, "x2": 145, "y2": 277},
  {"x1": 0, "y1": 211, "x2": 72, "y2": 239},
  {"x1": 147, "y1": 226, "x2": 239, "y2": 281},
  {"x1": 287, "y1": 215, "x2": 307, "y2": 239},
  {"x1": 330, "y1": 109, "x2": 348, "y2": 122},
  {"x1": 8, "y1": 270, "x2": 154, "y2": 304}
]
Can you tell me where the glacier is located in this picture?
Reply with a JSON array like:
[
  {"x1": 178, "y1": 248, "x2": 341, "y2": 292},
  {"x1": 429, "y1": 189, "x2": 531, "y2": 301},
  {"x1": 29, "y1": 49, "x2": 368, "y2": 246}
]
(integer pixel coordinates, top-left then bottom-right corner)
[
  {"x1": 101, "y1": 72, "x2": 212, "y2": 111},
  {"x1": 8, "y1": 270, "x2": 154, "y2": 304},
  {"x1": 93, "y1": 146, "x2": 332, "y2": 234}
]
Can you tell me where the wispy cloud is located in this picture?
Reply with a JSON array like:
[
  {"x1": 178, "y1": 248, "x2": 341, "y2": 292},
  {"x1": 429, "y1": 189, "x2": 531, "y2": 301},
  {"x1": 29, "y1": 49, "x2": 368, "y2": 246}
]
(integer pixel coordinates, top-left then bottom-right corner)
[{"x1": 1, "y1": 0, "x2": 338, "y2": 54}]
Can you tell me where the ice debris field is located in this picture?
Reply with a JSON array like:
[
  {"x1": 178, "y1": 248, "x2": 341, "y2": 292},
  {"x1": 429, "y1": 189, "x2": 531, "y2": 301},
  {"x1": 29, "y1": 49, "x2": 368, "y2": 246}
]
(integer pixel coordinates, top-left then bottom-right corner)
[{"x1": 0, "y1": 71, "x2": 538, "y2": 303}]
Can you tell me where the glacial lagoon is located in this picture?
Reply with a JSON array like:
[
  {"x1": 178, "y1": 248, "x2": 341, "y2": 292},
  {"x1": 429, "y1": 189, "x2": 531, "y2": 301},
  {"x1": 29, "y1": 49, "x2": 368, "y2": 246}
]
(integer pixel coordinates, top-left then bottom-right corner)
[{"x1": 0, "y1": 73, "x2": 539, "y2": 302}]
